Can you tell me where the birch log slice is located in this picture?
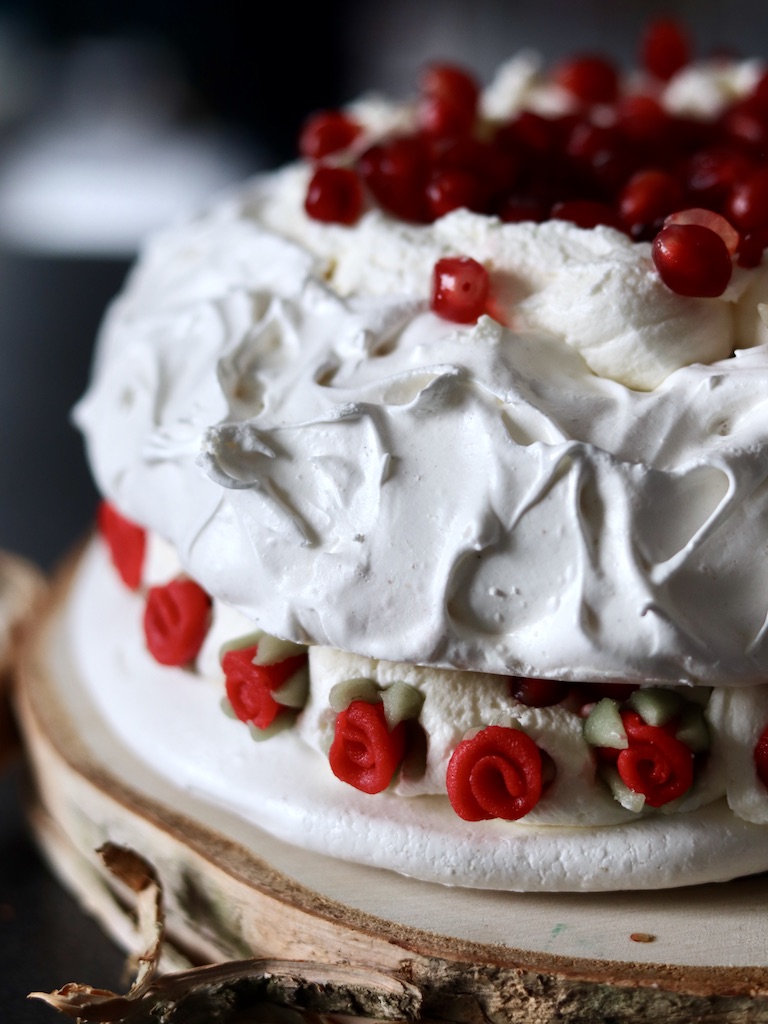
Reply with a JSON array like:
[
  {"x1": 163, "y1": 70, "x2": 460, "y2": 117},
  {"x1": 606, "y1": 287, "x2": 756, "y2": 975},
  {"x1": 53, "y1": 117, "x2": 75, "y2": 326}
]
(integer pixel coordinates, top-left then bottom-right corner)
[
  {"x1": 14, "y1": 550, "x2": 768, "y2": 1024},
  {"x1": 0, "y1": 550, "x2": 44, "y2": 768}
]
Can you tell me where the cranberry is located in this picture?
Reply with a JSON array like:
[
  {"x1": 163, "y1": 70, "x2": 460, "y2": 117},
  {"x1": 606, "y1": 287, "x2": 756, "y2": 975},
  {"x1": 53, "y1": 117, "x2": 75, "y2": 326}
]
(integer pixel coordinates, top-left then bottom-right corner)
[
  {"x1": 550, "y1": 199, "x2": 623, "y2": 231},
  {"x1": 619, "y1": 169, "x2": 685, "y2": 234},
  {"x1": 553, "y1": 54, "x2": 619, "y2": 105},
  {"x1": 419, "y1": 62, "x2": 480, "y2": 138},
  {"x1": 304, "y1": 166, "x2": 364, "y2": 224},
  {"x1": 652, "y1": 223, "x2": 733, "y2": 297},
  {"x1": 431, "y1": 256, "x2": 489, "y2": 323},
  {"x1": 725, "y1": 168, "x2": 768, "y2": 233},
  {"x1": 509, "y1": 677, "x2": 570, "y2": 708},
  {"x1": 358, "y1": 135, "x2": 430, "y2": 222},
  {"x1": 299, "y1": 110, "x2": 361, "y2": 160},
  {"x1": 639, "y1": 18, "x2": 691, "y2": 81},
  {"x1": 144, "y1": 578, "x2": 212, "y2": 667}
]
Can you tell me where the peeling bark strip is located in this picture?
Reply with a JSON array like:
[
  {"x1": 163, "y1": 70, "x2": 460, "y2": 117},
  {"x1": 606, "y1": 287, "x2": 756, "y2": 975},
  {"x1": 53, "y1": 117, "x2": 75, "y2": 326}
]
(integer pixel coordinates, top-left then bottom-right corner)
[{"x1": 29, "y1": 844, "x2": 421, "y2": 1024}]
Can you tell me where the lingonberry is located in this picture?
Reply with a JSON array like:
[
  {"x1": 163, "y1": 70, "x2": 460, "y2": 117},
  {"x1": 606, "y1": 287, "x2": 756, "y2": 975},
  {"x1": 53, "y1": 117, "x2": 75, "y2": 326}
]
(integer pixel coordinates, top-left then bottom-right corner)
[
  {"x1": 639, "y1": 18, "x2": 691, "y2": 81},
  {"x1": 304, "y1": 166, "x2": 364, "y2": 224},
  {"x1": 652, "y1": 223, "x2": 733, "y2": 297},
  {"x1": 299, "y1": 110, "x2": 361, "y2": 160},
  {"x1": 431, "y1": 256, "x2": 490, "y2": 323},
  {"x1": 553, "y1": 54, "x2": 619, "y2": 105}
]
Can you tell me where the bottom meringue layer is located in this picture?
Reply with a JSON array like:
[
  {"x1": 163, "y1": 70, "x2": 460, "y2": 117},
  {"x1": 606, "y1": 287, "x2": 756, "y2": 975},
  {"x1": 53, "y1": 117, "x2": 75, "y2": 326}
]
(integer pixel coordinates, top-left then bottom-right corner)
[{"x1": 53, "y1": 538, "x2": 768, "y2": 892}]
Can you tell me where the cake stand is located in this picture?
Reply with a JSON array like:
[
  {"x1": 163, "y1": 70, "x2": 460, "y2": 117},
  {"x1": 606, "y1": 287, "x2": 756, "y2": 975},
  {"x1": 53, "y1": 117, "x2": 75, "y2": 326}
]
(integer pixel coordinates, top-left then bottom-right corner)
[{"x1": 14, "y1": 555, "x2": 768, "y2": 1024}]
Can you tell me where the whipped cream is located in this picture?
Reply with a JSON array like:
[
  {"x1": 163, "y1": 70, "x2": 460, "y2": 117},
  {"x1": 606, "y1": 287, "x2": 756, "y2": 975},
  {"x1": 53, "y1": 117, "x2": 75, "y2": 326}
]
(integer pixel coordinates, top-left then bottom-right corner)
[
  {"x1": 74, "y1": 55, "x2": 768, "y2": 688},
  {"x1": 60, "y1": 538, "x2": 768, "y2": 889}
]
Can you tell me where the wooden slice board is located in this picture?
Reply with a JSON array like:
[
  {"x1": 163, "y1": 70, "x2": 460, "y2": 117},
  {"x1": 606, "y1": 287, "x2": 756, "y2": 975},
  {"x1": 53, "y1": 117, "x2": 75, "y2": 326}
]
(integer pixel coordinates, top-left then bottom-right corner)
[{"x1": 13, "y1": 552, "x2": 768, "y2": 1023}]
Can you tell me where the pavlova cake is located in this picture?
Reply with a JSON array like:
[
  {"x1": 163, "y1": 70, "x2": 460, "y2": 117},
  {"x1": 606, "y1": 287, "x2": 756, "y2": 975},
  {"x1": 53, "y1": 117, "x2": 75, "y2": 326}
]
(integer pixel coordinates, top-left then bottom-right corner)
[{"x1": 67, "y1": 20, "x2": 768, "y2": 892}]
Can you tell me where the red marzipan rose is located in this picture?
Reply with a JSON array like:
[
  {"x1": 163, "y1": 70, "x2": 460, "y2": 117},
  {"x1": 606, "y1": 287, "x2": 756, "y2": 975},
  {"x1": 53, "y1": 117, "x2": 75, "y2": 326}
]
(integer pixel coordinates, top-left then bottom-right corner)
[
  {"x1": 329, "y1": 699, "x2": 406, "y2": 794},
  {"x1": 446, "y1": 725, "x2": 543, "y2": 821},
  {"x1": 143, "y1": 578, "x2": 212, "y2": 667},
  {"x1": 97, "y1": 500, "x2": 146, "y2": 590},
  {"x1": 616, "y1": 710, "x2": 694, "y2": 807},
  {"x1": 223, "y1": 644, "x2": 307, "y2": 730}
]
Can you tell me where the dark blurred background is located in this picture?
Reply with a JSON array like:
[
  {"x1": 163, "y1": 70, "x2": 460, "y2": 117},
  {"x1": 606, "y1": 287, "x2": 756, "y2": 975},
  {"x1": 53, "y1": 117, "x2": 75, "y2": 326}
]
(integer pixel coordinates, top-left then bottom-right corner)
[{"x1": 0, "y1": 3, "x2": 766, "y2": 1022}]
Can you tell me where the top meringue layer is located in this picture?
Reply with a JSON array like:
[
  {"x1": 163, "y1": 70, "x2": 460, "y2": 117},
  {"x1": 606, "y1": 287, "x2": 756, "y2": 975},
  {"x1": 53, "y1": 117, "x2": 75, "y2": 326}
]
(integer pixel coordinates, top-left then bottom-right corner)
[{"x1": 75, "y1": 56, "x2": 768, "y2": 687}]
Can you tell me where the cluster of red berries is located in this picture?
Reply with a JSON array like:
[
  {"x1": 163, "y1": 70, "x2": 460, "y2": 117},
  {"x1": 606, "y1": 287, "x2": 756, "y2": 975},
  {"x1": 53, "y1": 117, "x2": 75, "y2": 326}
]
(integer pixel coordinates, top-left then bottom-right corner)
[{"x1": 299, "y1": 18, "x2": 768, "y2": 305}]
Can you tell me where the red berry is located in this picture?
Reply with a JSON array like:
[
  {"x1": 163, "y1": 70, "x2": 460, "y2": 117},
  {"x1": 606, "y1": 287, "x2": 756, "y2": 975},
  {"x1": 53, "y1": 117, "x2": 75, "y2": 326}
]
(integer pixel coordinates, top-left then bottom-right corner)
[
  {"x1": 725, "y1": 168, "x2": 768, "y2": 233},
  {"x1": 223, "y1": 643, "x2": 307, "y2": 730},
  {"x1": 509, "y1": 677, "x2": 569, "y2": 708},
  {"x1": 652, "y1": 223, "x2": 733, "y2": 297},
  {"x1": 754, "y1": 723, "x2": 768, "y2": 789},
  {"x1": 640, "y1": 18, "x2": 691, "y2": 81},
  {"x1": 550, "y1": 199, "x2": 623, "y2": 231},
  {"x1": 358, "y1": 135, "x2": 430, "y2": 222},
  {"x1": 144, "y1": 578, "x2": 212, "y2": 667},
  {"x1": 737, "y1": 228, "x2": 768, "y2": 268},
  {"x1": 299, "y1": 110, "x2": 361, "y2": 160},
  {"x1": 664, "y1": 207, "x2": 739, "y2": 254},
  {"x1": 426, "y1": 168, "x2": 488, "y2": 217},
  {"x1": 419, "y1": 62, "x2": 479, "y2": 137},
  {"x1": 685, "y1": 147, "x2": 754, "y2": 208},
  {"x1": 431, "y1": 256, "x2": 489, "y2": 323},
  {"x1": 97, "y1": 500, "x2": 146, "y2": 591},
  {"x1": 553, "y1": 54, "x2": 619, "y2": 105},
  {"x1": 618, "y1": 169, "x2": 685, "y2": 234},
  {"x1": 615, "y1": 95, "x2": 672, "y2": 149},
  {"x1": 304, "y1": 166, "x2": 364, "y2": 225},
  {"x1": 497, "y1": 194, "x2": 549, "y2": 223},
  {"x1": 720, "y1": 97, "x2": 768, "y2": 152},
  {"x1": 431, "y1": 136, "x2": 518, "y2": 196}
]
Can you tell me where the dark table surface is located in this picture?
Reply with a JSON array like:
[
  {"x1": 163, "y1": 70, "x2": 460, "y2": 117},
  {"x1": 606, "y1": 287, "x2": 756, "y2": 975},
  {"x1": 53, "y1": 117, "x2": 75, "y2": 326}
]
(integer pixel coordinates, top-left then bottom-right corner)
[{"x1": 0, "y1": 758, "x2": 127, "y2": 1023}]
